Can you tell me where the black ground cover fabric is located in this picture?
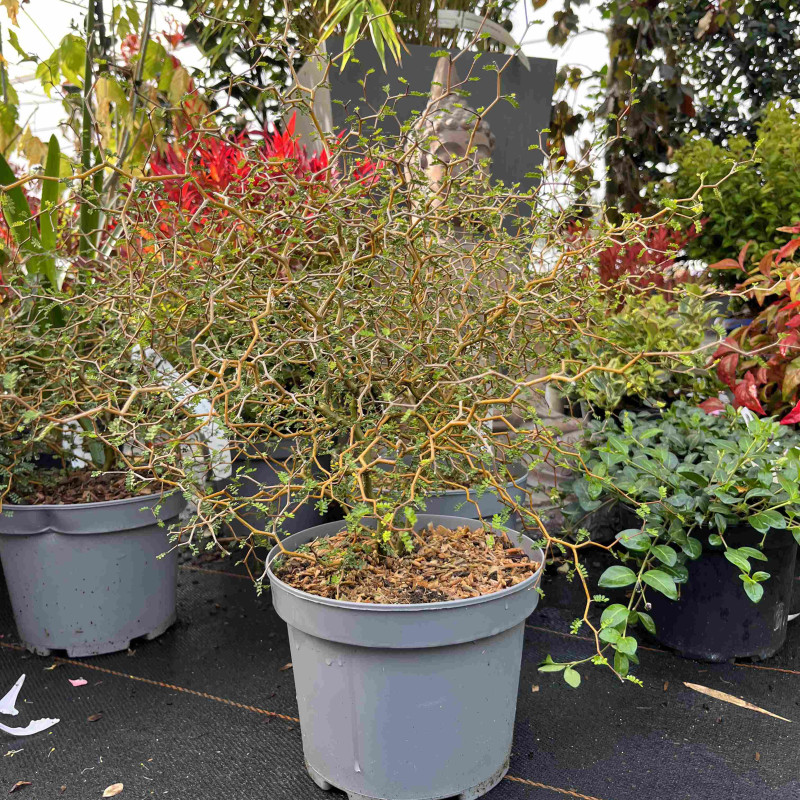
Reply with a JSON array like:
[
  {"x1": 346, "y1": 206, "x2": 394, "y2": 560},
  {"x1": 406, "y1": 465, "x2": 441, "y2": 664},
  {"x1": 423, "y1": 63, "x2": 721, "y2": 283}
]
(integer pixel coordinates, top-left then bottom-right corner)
[{"x1": 1, "y1": 556, "x2": 798, "y2": 799}]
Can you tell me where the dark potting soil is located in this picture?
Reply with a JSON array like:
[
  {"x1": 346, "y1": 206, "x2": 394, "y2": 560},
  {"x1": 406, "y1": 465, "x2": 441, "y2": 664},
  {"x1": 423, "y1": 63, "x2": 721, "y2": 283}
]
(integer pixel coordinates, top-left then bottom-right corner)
[
  {"x1": 274, "y1": 523, "x2": 539, "y2": 603},
  {"x1": 9, "y1": 468, "x2": 164, "y2": 505}
]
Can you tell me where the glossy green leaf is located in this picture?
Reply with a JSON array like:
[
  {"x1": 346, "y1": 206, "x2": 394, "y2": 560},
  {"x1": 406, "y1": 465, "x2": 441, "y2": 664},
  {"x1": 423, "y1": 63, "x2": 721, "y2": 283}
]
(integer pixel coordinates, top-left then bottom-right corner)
[
  {"x1": 637, "y1": 611, "x2": 656, "y2": 635},
  {"x1": 616, "y1": 528, "x2": 651, "y2": 551},
  {"x1": 641, "y1": 569, "x2": 678, "y2": 600},
  {"x1": 738, "y1": 546, "x2": 768, "y2": 561},
  {"x1": 748, "y1": 510, "x2": 787, "y2": 533},
  {"x1": 600, "y1": 603, "x2": 629, "y2": 628},
  {"x1": 724, "y1": 549, "x2": 751, "y2": 573},
  {"x1": 742, "y1": 579, "x2": 764, "y2": 603},
  {"x1": 598, "y1": 565, "x2": 637, "y2": 588},
  {"x1": 617, "y1": 636, "x2": 638, "y2": 656},
  {"x1": 682, "y1": 538, "x2": 702, "y2": 559},
  {"x1": 651, "y1": 544, "x2": 677, "y2": 567},
  {"x1": 599, "y1": 626, "x2": 621, "y2": 644},
  {"x1": 614, "y1": 651, "x2": 629, "y2": 676}
]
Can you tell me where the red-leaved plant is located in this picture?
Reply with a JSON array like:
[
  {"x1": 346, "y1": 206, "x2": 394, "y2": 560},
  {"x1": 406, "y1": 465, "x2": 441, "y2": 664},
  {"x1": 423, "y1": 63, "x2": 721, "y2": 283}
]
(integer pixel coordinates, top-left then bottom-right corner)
[
  {"x1": 710, "y1": 224, "x2": 800, "y2": 422},
  {"x1": 568, "y1": 221, "x2": 700, "y2": 293},
  {"x1": 145, "y1": 114, "x2": 378, "y2": 238}
]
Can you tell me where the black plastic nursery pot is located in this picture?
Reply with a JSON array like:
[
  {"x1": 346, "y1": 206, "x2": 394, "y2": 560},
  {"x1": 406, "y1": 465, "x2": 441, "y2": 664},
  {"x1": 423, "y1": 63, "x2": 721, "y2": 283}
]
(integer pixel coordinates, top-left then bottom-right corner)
[
  {"x1": 648, "y1": 525, "x2": 798, "y2": 662},
  {"x1": 791, "y1": 558, "x2": 800, "y2": 618},
  {"x1": 0, "y1": 491, "x2": 185, "y2": 657},
  {"x1": 267, "y1": 515, "x2": 544, "y2": 800}
]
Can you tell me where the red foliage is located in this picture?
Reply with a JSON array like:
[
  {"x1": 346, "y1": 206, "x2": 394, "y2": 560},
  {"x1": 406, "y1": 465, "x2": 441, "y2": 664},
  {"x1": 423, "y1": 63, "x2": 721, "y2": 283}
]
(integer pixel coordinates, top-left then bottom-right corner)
[
  {"x1": 567, "y1": 221, "x2": 700, "y2": 293},
  {"x1": 710, "y1": 231, "x2": 800, "y2": 422},
  {"x1": 596, "y1": 224, "x2": 700, "y2": 291},
  {"x1": 145, "y1": 114, "x2": 378, "y2": 236},
  {"x1": 698, "y1": 397, "x2": 725, "y2": 415}
]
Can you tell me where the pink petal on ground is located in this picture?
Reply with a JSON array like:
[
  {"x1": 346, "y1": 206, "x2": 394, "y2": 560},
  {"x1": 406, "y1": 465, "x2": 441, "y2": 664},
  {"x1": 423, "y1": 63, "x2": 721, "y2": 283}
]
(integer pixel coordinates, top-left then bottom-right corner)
[{"x1": 68, "y1": 679, "x2": 87, "y2": 687}]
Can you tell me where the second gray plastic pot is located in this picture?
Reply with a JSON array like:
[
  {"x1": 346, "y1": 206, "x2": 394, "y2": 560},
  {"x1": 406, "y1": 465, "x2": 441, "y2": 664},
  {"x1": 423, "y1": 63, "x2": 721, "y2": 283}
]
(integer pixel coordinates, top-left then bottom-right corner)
[
  {"x1": 0, "y1": 491, "x2": 185, "y2": 657},
  {"x1": 267, "y1": 514, "x2": 544, "y2": 800},
  {"x1": 420, "y1": 473, "x2": 526, "y2": 521},
  {"x1": 216, "y1": 440, "x2": 330, "y2": 538}
]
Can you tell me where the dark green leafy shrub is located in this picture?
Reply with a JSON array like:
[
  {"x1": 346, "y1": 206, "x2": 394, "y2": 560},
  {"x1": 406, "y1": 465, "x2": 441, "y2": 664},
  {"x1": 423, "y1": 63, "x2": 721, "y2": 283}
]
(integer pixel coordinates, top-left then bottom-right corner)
[{"x1": 563, "y1": 401, "x2": 800, "y2": 672}]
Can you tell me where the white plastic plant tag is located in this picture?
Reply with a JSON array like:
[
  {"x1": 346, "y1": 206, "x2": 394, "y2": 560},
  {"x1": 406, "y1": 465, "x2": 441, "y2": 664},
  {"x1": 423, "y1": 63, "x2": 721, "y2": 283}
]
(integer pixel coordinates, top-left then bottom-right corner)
[
  {"x1": 0, "y1": 717, "x2": 60, "y2": 736},
  {"x1": 0, "y1": 674, "x2": 25, "y2": 716},
  {"x1": 132, "y1": 346, "x2": 232, "y2": 481}
]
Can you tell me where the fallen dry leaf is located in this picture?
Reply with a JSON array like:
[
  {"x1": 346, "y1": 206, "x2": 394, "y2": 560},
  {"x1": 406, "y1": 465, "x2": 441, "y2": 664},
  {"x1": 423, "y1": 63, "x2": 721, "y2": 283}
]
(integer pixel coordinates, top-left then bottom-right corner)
[
  {"x1": 531, "y1": 685, "x2": 539, "y2": 693},
  {"x1": 68, "y1": 679, "x2": 87, "y2": 688},
  {"x1": 102, "y1": 784, "x2": 123, "y2": 797},
  {"x1": 663, "y1": 681, "x2": 669, "y2": 692},
  {"x1": 755, "y1": 752, "x2": 761, "y2": 762},
  {"x1": 683, "y1": 683, "x2": 792, "y2": 722},
  {"x1": 87, "y1": 713, "x2": 103, "y2": 723},
  {"x1": 43, "y1": 664, "x2": 59, "y2": 672},
  {"x1": 279, "y1": 663, "x2": 293, "y2": 671},
  {"x1": 8, "y1": 782, "x2": 31, "y2": 794}
]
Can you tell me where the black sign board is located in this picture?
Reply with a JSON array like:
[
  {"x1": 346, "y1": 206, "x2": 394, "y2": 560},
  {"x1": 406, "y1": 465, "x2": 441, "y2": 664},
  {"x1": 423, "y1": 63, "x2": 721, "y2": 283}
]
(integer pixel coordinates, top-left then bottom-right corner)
[{"x1": 326, "y1": 38, "x2": 557, "y2": 192}]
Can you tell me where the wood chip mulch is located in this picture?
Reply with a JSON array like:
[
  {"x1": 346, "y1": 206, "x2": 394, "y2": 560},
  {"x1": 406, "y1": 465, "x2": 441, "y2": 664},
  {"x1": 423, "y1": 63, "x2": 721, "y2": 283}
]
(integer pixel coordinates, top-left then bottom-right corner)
[
  {"x1": 274, "y1": 523, "x2": 539, "y2": 604},
  {"x1": 11, "y1": 469, "x2": 161, "y2": 505}
]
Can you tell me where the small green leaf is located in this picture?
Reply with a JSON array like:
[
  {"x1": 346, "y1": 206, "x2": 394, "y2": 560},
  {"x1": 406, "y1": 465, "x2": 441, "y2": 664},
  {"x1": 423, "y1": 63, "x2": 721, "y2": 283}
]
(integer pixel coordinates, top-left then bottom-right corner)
[
  {"x1": 538, "y1": 663, "x2": 566, "y2": 672},
  {"x1": 708, "y1": 533, "x2": 723, "y2": 547},
  {"x1": 637, "y1": 611, "x2": 656, "y2": 635},
  {"x1": 676, "y1": 468, "x2": 708, "y2": 487},
  {"x1": 651, "y1": 544, "x2": 677, "y2": 567},
  {"x1": 742, "y1": 579, "x2": 764, "y2": 603},
  {"x1": 616, "y1": 528, "x2": 651, "y2": 551},
  {"x1": 616, "y1": 636, "x2": 638, "y2": 656},
  {"x1": 614, "y1": 651, "x2": 629, "y2": 676},
  {"x1": 738, "y1": 546, "x2": 768, "y2": 562},
  {"x1": 724, "y1": 549, "x2": 751, "y2": 573},
  {"x1": 563, "y1": 667, "x2": 581, "y2": 688},
  {"x1": 600, "y1": 603, "x2": 629, "y2": 628},
  {"x1": 642, "y1": 569, "x2": 678, "y2": 600},
  {"x1": 682, "y1": 538, "x2": 702, "y2": 559},
  {"x1": 748, "y1": 510, "x2": 787, "y2": 533},
  {"x1": 598, "y1": 565, "x2": 637, "y2": 588},
  {"x1": 599, "y1": 627, "x2": 621, "y2": 644}
]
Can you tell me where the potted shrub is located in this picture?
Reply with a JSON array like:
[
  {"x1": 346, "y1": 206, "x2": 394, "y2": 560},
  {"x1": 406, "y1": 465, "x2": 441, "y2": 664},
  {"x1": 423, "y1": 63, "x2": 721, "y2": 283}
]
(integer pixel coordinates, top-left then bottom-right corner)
[
  {"x1": 0, "y1": 141, "x2": 188, "y2": 657},
  {"x1": 118, "y1": 30, "x2": 722, "y2": 789},
  {"x1": 567, "y1": 401, "x2": 800, "y2": 663}
]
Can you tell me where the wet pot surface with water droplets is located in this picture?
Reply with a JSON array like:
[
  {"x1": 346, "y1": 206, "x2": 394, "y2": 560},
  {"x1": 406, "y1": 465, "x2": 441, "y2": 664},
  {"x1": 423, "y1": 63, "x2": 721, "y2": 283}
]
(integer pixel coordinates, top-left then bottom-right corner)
[{"x1": 267, "y1": 514, "x2": 544, "y2": 800}]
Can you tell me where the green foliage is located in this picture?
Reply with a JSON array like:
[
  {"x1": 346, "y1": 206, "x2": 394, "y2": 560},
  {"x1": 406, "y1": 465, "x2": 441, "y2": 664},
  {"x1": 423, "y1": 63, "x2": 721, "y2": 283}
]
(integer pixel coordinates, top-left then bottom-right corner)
[
  {"x1": 568, "y1": 402, "x2": 800, "y2": 633},
  {"x1": 561, "y1": 289, "x2": 716, "y2": 412},
  {"x1": 0, "y1": 136, "x2": 62, "y2": 291},
  {"x1": 665, "y1": 101, "x2": 800, "y2": 270}
]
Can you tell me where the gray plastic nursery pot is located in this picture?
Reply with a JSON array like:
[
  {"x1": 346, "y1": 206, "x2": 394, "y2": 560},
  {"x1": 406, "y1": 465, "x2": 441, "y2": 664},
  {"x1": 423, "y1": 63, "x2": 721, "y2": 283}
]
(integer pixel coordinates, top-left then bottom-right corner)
[
  {"x1": 216, "y1": 440, "x2": 330, "y2": 538},
  {"x1": 420, "y1": 474, "x2": 526, "y2": 521},
  {"x1": 0, "y1": 491, "x2": 185, "y2": 657},
  {"x1": 267, "y1": 514, "x2": 544, "y2": 800}
]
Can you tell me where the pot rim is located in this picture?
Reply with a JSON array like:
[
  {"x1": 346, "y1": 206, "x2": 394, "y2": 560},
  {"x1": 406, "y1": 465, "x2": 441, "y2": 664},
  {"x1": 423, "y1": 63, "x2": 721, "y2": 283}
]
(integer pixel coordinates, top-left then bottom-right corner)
[
  {"x1": 0, "y1": 488, "x2": 181, "y2": 513},
  {"x1": 267, "y1": 516, "x2": 544, "y2": 613}
]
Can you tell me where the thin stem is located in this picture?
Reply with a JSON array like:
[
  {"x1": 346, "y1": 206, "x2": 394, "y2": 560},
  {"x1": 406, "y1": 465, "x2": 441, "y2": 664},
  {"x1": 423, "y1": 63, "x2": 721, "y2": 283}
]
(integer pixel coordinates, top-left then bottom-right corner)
[{"x1": 79, "y1": 0, "x2": 95, "y2": 259}]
